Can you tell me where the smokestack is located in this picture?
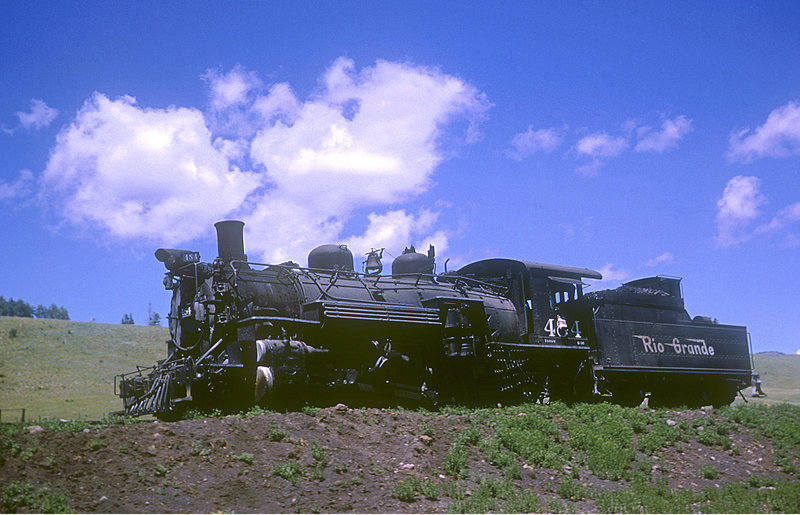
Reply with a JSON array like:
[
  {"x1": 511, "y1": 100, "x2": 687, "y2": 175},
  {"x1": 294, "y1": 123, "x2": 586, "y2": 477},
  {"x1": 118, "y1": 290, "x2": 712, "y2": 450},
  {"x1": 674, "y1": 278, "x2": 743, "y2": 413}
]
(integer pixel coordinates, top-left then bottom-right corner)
[{"x1": 214, "y1": 220, "x2": 246, "y2": 261}]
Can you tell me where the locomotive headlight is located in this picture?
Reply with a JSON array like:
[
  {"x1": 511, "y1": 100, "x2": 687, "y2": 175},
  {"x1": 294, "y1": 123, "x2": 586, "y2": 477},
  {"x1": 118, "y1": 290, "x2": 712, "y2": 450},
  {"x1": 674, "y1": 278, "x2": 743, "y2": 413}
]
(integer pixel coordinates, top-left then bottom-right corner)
[{"x1": 155, "y1": 248, "x2": 201, "y2": 272}]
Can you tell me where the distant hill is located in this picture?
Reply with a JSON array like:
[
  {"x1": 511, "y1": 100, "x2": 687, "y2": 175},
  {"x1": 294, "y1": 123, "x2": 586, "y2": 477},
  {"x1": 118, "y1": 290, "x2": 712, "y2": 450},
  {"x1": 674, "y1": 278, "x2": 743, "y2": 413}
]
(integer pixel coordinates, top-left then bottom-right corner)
[
  {"x1": 0, "y1": 316, "x2": 798, "y2": 420},
  {"x1": 756, "y1": 351, "x2": 786, "y2": 357},
  {"x1": 744, "y1": 353, "x2": 800, "y2": 406},
  {"x1": 0, "y1": 316, "x2": 167, "y2": 420}
]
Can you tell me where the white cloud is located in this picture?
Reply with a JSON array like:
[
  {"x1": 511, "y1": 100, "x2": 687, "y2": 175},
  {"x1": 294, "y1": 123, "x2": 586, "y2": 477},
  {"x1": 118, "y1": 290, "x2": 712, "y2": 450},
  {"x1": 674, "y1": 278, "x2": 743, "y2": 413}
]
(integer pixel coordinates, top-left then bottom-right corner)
[
  {"x1": 40, "y1": 93, "x2": 262, "y2": 245},
  {"x1": 576, "y1": 132, "x2": 629, "y2": 159},
  {"x1": 203, "y1": 66, "x2": 265, "y2": 139},
  {"x1": 575, "y1": 132, "x2": 628, "y2": 175},
  {"x1": 16, "y1": 99, "x2": 59, "y2": 131},
  {"x1": 205, "y1": 65, "x2": 262, "y2": 111},
  {"x1": 596, "y1": 263, "x2": 630, "y2": 283},
  {"x1": 757, "y1": 202, "x2": 800, "y2": 233},
  {"x1": 715, "y1": 175, "x2": 766, "y2": 246},
  {"x1": 646, "y1": 252, "x2": 675, "y2": 267},
  {"x1": 344, "y1": 209, "x2": 449, "y2": 269},
  {"x1": 727, "y1": 100, "x2": 800, "y2": 163},
  {"x1": 0, "y1": 170, "x2": 34, "y2": 201},
  {"x1": 246, "y1": 57, "x2": 490, "y2": 261},
  {"x1": 714, "y1": 176, "x2": 800, "y2": 248},
  {"x1": 635, "y1": 115, "x2": 693, "y2": 153},
  {"x1": 755, "y1": 202, "x2": 800, "y2": 247},
  {"x1": 39, "y1": 59, "x2": 490, "y2": 261},
  {"x1": 506, "y1": 126, "x2": 563, "y2": 160}
]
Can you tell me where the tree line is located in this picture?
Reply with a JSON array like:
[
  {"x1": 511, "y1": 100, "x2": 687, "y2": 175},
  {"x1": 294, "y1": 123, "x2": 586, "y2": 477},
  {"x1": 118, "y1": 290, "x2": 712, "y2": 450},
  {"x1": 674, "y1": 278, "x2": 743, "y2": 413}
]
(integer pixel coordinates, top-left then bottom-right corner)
[
  {"x1": 0, "y1": 296, "x2": 70, "y2": 320},
  {"x1": 121, "y1": 312, "x2": 162, "y2": 325}
]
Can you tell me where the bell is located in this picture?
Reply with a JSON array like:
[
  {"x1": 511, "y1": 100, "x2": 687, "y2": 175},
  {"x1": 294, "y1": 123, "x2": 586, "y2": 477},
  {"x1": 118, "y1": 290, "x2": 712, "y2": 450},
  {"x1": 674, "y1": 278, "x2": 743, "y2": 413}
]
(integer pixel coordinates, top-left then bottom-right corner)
[{"x1": 364, "y1": 248, "x2": 384, "y2": 275}]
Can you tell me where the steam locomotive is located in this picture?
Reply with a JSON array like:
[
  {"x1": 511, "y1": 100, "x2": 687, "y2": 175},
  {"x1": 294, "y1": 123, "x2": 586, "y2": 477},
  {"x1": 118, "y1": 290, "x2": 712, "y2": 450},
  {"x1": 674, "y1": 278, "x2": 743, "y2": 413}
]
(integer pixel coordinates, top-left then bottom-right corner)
[{"x1": 115, "y1": 221, "x2": 764, "y2": 419}]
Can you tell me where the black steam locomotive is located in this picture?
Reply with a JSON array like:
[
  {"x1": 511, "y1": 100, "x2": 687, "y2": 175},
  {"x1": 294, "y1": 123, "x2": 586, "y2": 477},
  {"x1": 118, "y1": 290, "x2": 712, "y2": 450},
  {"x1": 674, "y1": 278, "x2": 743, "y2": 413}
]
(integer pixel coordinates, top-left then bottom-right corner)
[{"x1": 115, "y1": 221, "x2": 764, "y2": 418}]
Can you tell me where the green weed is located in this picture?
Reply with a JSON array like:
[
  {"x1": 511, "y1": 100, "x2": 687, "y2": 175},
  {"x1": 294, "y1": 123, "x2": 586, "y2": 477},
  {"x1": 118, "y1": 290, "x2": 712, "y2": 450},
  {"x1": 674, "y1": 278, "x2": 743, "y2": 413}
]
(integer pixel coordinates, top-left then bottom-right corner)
[
  {"x1": 392, "y1": 476, "x2": 421, "y2": 502},
  {"x1": 420, "y1": 477, "x2": 439, "y2": 500},
  {"x1": 638, "y1": 421, "x2": 681, "y2": 455},
  {"x1": 457, "y1": 424, "x2": 481, "y2": 446},
  {"x1": 302, "y1": 405, "x2": 321, "y2": 417},
  {"x1": 389, "y1": 473, "x2": 439, "y2": 502},
  {"x1": 0, "y1": 481, "x2": 71, "y2": 514},
  {"x1": 557, "y1": 477, "x2": 595, "y2": 501},
  {"x1": 267, "y1": 420, "x2": 286, "y2": 442},
  {"x1": 191, "y1": 440, "x2": 211, "y2": 456},
  {"x1": 565, "y1": 403, "x2": 635, "y2": 480},
  {"x1": 494, "y1": 410, "x2": 569, "y2": 469},
  {"x1": 701, "y1": 464, "x2": 719, "y2": 480},
  {"x1": 273, "y1": 460, "x2": 304, "y2": 485},
  {"x1": 310, "y1": 441, "x2": 328, "y2": 481},
  {"x1": 232, "y1": 452, "x2": 254, "y2": 464},
  {"x1": 443, "y1": 442, "x2": 469, "y2": 479}
]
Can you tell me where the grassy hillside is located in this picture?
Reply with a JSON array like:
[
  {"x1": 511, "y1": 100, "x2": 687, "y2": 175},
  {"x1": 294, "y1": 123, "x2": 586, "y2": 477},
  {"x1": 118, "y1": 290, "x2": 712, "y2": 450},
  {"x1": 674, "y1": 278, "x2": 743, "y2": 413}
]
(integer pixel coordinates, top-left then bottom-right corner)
[
  {"x1": 0, "y1": 316, "x2": 798, "y2": 420},
  {"x1": 743, "y1": 353, "x2": 800, "y2": 406},
  {"x1": 0, "y1": 316, "x2": 167, "y2": 420}
]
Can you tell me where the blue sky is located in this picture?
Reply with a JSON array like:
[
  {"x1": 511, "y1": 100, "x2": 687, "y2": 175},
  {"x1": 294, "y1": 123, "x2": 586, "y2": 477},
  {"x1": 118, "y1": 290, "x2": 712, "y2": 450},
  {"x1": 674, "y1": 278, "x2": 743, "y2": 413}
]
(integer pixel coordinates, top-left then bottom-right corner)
[{"x1": 1, "y1": 2, "x2": 799, "y2": 354}]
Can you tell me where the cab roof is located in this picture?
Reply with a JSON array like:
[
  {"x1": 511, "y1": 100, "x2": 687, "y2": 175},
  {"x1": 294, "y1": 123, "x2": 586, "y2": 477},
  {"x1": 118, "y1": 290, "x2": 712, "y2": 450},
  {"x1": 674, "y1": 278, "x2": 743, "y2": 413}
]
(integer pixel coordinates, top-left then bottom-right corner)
[{"x1": 457, "y1": 258, "x2": 602, "y2": 281}]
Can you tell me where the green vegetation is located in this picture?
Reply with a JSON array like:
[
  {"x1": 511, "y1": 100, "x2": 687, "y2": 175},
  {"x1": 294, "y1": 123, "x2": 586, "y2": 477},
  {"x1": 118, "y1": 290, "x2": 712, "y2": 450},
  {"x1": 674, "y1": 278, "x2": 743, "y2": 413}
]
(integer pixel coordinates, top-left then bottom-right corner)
[
  {"x1": 734, "y1": 354, "x2": 800, "y2": 406},
  {"x1": 0, "y1": 316, "x2": 167, "y2": 419},
  {"x1": 273, "y1": 459, "x2": 304, "y2": 485},
  {"x1": 1, "y1": 481, "x2": 71, "y2": 513},
  {"x1": 232, "y1": 452, "x2": 254, "y2": 464},
  {"x1": 392, "y1": 476, "x2": 421, "y2": 502},
  {"x1": 564, "y1": 402, "x2": 635, "y2": 480},
  {"x1": 595, "y1": 475, "x2": 800, "y2": 513},
  {"x1": 701, "y1": 464, "x2": 719, "y2": 480},
  {"x1": 443, "y1": 442, "x2": 469, "y2": 479},
  {"x1": 191, "y1": 440, "x2": 211, "y2": 456},
  {"x1": 390, "y1": 475, "x2": 440, "y2": 503},
  {"x1": 302, "y1": 405, "x2": 322, "y2": 417},
  {"x1": 267, "y1": 420, "x2": 287, "y2": 441},
  {"x1": 311, "y1": 441, "x2": 329, "y2": 481},
  {"x1": 721, "y1": 403, "x2": 800, "y2": 474},
  {"x1": 433, "y1": 400, "x2": 800, "y2": 512},
  {"x1": 0, "y1": 297, "x2": 69, "y2": 320}
]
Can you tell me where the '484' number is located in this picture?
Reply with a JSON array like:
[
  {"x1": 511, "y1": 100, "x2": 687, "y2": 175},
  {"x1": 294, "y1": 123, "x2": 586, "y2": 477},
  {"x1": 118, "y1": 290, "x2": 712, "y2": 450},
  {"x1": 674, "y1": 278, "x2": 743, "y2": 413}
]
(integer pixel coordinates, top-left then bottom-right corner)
[{"x1": 544, "y1": 316, "x2": 583, "y2": 339}]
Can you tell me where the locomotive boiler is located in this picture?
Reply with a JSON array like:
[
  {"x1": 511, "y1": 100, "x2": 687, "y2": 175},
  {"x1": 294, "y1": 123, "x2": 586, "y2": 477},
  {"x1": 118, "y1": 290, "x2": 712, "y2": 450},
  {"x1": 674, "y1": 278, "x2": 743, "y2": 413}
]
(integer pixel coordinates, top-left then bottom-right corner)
[{"x1": 115, "y1": 221, "x2": 763, "y2": 419}]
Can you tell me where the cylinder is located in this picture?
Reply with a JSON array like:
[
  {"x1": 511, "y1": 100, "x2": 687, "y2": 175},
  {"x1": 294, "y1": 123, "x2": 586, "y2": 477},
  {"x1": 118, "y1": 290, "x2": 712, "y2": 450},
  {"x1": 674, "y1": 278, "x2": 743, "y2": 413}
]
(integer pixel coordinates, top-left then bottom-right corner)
[{"x1": 214, "y1": 220, "x2": 246, "y2": 261}]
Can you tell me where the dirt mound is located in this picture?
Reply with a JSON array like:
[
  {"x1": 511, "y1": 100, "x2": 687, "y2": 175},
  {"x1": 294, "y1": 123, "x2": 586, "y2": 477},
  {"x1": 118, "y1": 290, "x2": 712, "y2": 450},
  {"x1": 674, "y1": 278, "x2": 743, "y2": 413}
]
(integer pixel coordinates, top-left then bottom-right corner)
[{"x1": 1, "y1": 403, "x2": 797, "y2": 513}]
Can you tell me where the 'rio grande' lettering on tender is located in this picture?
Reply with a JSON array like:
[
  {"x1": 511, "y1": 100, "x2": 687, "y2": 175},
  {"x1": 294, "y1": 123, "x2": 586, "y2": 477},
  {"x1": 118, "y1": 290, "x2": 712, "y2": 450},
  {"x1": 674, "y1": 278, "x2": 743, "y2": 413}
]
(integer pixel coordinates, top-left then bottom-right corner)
[{"x1": 633, "y1": 335, "x2": 715, "y2": 356}]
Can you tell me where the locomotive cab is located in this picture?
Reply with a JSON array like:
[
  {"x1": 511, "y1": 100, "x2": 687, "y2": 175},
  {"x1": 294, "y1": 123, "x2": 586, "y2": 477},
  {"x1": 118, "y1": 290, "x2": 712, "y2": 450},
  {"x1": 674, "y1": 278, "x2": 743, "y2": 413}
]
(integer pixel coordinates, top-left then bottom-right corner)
[
  {"x1": 457, "y1": 258, "x2": 602, "y2": 347},
  {"x1": 457, "y1": 259, "x2": 603, "y2": 401}
]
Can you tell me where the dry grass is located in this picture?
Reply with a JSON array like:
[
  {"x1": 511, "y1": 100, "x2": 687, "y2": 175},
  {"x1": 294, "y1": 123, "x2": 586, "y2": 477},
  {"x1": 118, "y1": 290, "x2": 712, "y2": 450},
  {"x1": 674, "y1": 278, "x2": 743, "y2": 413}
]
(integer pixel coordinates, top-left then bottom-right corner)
[{"x1": 0, "y1": 316, "x2": 167, "y2": 420}]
